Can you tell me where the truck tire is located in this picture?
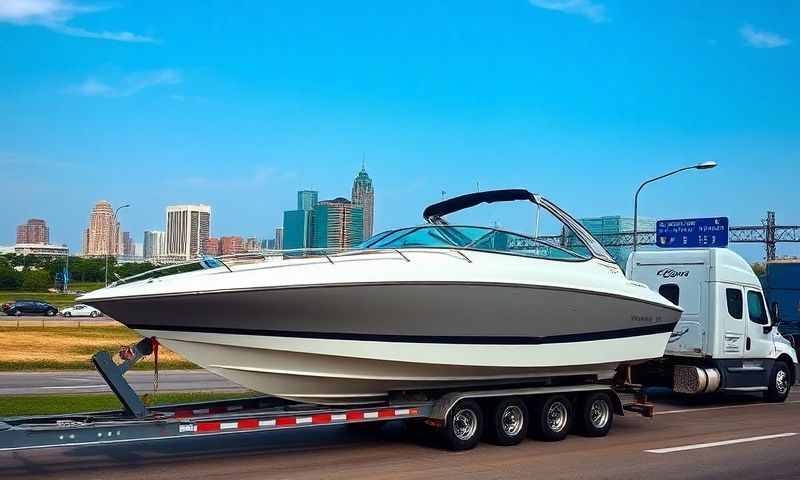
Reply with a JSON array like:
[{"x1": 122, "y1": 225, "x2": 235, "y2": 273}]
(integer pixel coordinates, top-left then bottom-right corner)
[
  {"x1": 486, "y1": 397, "x2": 528, "y2": 446},
  {"x1": 531, "y1": 394, "x2": 573, "y2": 442},
  {"x1": 576, "y1": 392, "x2": 613, "y2": 437},
  {"x1": 441, "y1": 399, "x2": 483, "y2": 451},
  {"x1": 765, "y1": 361, "x2": 791, "y2": 403}
]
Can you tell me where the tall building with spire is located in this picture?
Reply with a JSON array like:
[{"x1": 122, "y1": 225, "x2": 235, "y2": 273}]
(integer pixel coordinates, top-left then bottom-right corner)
[
  {"x1": 84, "y1": 200, "x2": 120, "y2": 257},
  {"x1": 351, "y1": 164, "x2": 374, "y2": 239}
]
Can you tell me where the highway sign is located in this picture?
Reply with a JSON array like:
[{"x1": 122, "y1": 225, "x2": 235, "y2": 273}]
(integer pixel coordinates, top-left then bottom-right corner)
[{"x1": 656, "y1": 217, "x2": 729, "y2": 248}]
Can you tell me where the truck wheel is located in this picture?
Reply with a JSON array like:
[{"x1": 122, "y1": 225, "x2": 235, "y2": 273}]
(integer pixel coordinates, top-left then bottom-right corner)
[
  {"x1": 577, "y1": 392, "x2": 614, "y2": 437},
  {"x1": 765, "y1": 361, "x2": 791, "y2": 403},
  {"x1": 441, "y1": 399, "x2": 483, "y2": 451},
  {"x1": 531, "y1": 394, "x2": 573, "y2": 441},
  {"x1": 486, "y1": 397, "x2": 528, "y2": 446}
]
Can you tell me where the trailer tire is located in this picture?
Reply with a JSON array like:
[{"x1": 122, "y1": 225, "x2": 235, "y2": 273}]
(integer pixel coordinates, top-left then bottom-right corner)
[
  {"x1": 486, "y1": 397, "x2": 528, "y2": 446},
  {"x1": 576, "y1": 392, "x2": 613, "y2": 437},
  {"x1": 441, "y1": 399, "x2": 483, "y2": 451},
  {"x1": 765, "y1": 361, "x2": 791, "y2": 403},
  {"x1": 531, "y1": 394, "x2": 573, "y2": 442}
]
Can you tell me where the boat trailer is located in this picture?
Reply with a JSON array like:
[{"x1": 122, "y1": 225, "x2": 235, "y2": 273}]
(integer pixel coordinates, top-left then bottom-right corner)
[{"x1": 0, "y1": 338, "x2": 656, "y2": 452}]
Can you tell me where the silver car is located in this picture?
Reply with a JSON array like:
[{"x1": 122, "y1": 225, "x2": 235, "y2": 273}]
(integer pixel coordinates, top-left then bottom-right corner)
[{"x1": 60, "y1": 304, "x2": 103, "y2": 318}]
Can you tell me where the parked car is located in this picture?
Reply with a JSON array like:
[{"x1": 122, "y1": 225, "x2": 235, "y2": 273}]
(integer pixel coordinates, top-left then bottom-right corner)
[
  {"x1": 2, "y1": 300, "x2": 59, "y2": 316},
  {"x1": 60, "y1": 304, "x2": 103, "y2": 318}
]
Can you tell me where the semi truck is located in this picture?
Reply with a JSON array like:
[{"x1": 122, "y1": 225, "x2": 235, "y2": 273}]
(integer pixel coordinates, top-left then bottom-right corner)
[{"x1": 627, "y1": 248, "x2": 798, "y2": 400}]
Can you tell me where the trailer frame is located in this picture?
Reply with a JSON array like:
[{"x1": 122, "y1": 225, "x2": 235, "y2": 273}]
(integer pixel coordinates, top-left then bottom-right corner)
[{"x1": 0, "y1": 339, "x2": 655, "y2": 452}]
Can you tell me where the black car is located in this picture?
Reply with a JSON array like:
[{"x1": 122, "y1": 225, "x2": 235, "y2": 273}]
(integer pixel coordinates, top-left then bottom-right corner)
[{"x1": 2, "y1": 300, "x2": 59, "y2": 316}]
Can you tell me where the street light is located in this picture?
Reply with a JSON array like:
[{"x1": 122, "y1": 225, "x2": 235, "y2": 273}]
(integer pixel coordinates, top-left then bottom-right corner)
[
  {"x1": 633, "y1": 161, "x2": 717, "y2": 251},
  {"x1": 105, "y1": 203, "x2": 130, "y2": 286}
]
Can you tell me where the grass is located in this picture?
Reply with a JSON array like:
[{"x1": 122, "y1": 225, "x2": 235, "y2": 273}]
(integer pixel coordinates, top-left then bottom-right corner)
[
  {"x1": 67, "y1": 282, "x2": 105, "y2": 293},
  {"x1": 0, "y1": 325, "x2": 198, "y2": 371},
  {"x1": 0, "y1": 391, "x2": 256, "y2": 417}
]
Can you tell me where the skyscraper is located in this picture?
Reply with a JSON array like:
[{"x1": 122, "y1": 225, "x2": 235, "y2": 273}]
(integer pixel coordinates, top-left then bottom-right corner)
[
  {"x1": 312, "y1": 197, "x2": 363, "y2": 249},
  {"x1": 165, "y1": 204, "x2": 211, "y2": 260},
  {"x1": 122, "y1": 231, "x2": 135, "y2": 256},
  {"x1": 297, "y1": 190, "x2": 319, "y2": 211},
  {"x1": 351, "y1": 165, "x2": 374, "y2": 239},
  {"x1": 283, "y1": 210, "x2": 313, "y2": 250},
  {"x1": 283, "y1": 190, "x2": 317, "y2": 250},
  {"x1": 84, "y1": 201, "x2": 120, "y2": 257},
  {"x1": 143, "y1": 230, "x2": 166, "y2": 260},
  {"x1": 16, "y1": 219, "x2": 49, "y2": 244},
  {"x1": 274, "y1": 227, "x2": 284, "y2": 250}
]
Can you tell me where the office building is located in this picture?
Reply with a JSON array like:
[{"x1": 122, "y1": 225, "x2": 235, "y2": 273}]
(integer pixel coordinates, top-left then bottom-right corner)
[
  {"x1": 16, "y1": 219, "x2": 49, "y2": 244},
  {"x1": 143, "y1": 230, "x2": 166, "y2": 260},
  {"x1": 351, "y1": 165, "x2": 374, "y2": 239},
  {"x1": 14, "y1": 243, "x2": 68, "y2": 257},
  {"x1": 165, "y1": 204, "x2": 211, "y2": 260},
  {"x1": 219, "y1": 236, "x2": 244, "y2": 255},
  {"x1": 84, "y1": 200, "x2": 120, "y2": 257},
  {"x1": 206, "y1": 237, "x2": 220, "y2": 256},
  {"x1": 297, "y1": 190, "x2": 319, "y2": 211},
  {"x1": 274, "y1": 227, "x2": 284, "y2": 250},
  {"x1": 283, "y1": 209, "x2": 313, "y2": 250},
  {"x1": 312, "y1": 197, "x2": 363, "y2": 249},
  {"x1": 244, "y1": 237, "x2": 261, "y2": 252},
  {"x1": 579, "y1": 216, "x2": 656, "y2": 269},
  {"x1": 122, "y1": 232, "x2": 135, "y2": 256},
  {"x1": 282, "y1": 190, "x2": 319, "y2": 251}
]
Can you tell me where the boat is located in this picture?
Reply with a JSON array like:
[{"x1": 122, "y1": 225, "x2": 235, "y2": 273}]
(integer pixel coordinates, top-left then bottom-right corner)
[{"x1": 79, "y1": 189, "x2": 682, "y2": 405}]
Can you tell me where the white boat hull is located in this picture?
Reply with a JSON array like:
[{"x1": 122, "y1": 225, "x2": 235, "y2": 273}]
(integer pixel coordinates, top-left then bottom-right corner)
[{"x1": 139, "y1": 328, "x2": 672, "y2": 404}]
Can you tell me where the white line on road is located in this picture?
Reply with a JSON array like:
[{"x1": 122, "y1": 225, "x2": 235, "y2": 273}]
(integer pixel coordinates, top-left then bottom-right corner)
[
  {"x1": 39, "y1": 385, "x2": 108, "y2": 390},
  {"x1": 656, "y1": 400, "x2": 800, "y2": 415},
  {"x1": 645, "y1": 433, "x2": 797, "y2": 454}
]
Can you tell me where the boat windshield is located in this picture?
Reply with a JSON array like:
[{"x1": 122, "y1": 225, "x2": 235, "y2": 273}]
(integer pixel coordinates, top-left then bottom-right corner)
[{"x1": 360, "y1": 225, "x2": 591, "y2": 261}]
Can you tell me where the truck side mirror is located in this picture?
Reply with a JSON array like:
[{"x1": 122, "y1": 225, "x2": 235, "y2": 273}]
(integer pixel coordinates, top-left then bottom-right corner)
[
  {"x1": 764, "y1": 302, "x2": 781, "y2": 334},
  {"x1": 771, "y1": 302, "x2": 781, "y2": 325}
]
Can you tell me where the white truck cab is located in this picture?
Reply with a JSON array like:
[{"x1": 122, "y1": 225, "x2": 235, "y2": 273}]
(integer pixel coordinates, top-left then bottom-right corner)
[{"x1": 627, "y1": 248, "x2": 797, "y2": 402}]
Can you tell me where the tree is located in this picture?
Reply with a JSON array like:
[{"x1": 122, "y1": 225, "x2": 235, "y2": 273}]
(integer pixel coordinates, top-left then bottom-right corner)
[
  {"x1": 0, "y1": 262, "x2": 22, "y2": 290},
  {"x1": 21, "y1": 269, "x2": 52, "y2": 291}
]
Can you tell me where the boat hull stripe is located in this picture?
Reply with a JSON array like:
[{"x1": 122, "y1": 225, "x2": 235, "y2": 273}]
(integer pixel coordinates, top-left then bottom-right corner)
[{"x1": 124, "y1": 322, "x2": 677, "y2": 345}]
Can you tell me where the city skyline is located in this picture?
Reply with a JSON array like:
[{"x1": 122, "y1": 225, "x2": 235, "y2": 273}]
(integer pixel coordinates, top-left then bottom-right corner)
[{"x1": 1, "y1": 2, "x2": 798, "y2": 262}]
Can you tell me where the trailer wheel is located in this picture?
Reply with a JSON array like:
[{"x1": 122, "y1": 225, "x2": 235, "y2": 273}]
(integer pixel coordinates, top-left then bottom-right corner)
[
  {"x1": 486, "y1": 397, "x2": 528, "y2": 446},
  {"x1": 531, "y1": 394, "x2": 573, "y2": 441},
  {"x1": 765, "y1": 361, "x2": 791, "y2": 403},
  {"x1": 577, "y1": 392, "x2": 613, "y2": 437},
  {"x1": 441, "y1": 399, "x2": 483, "y2": 451}
]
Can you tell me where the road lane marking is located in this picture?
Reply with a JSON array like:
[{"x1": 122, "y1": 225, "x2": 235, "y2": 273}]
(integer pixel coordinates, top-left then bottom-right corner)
[
  {"x1": 656, "y1": 400, "x2": 800, "y2": 415},
  {"x1": 39, "y1": 385, "x2": 108, "y2": 389},
  {"x1": 645, "y1": 433, "x2": 797, "y2": 454}
]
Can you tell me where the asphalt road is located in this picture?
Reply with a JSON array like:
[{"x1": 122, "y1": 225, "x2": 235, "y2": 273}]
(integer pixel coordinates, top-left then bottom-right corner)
[
  {"x1": 0, "y1": 370, "x2": 243, "y2": 395},
  {"x1": 1, "y1": 391, "x2": 799, "y2": 480}
]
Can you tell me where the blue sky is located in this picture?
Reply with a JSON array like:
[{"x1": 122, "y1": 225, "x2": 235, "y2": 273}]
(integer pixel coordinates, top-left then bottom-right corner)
[{"x1": 1, "y1": 0, "x2": 797, "y2": 260}]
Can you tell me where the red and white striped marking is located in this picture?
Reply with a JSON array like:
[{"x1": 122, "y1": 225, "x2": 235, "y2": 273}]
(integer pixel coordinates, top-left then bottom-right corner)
[{"x1": 178, "y1": 407, "x2": 420, "y2": 434}]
